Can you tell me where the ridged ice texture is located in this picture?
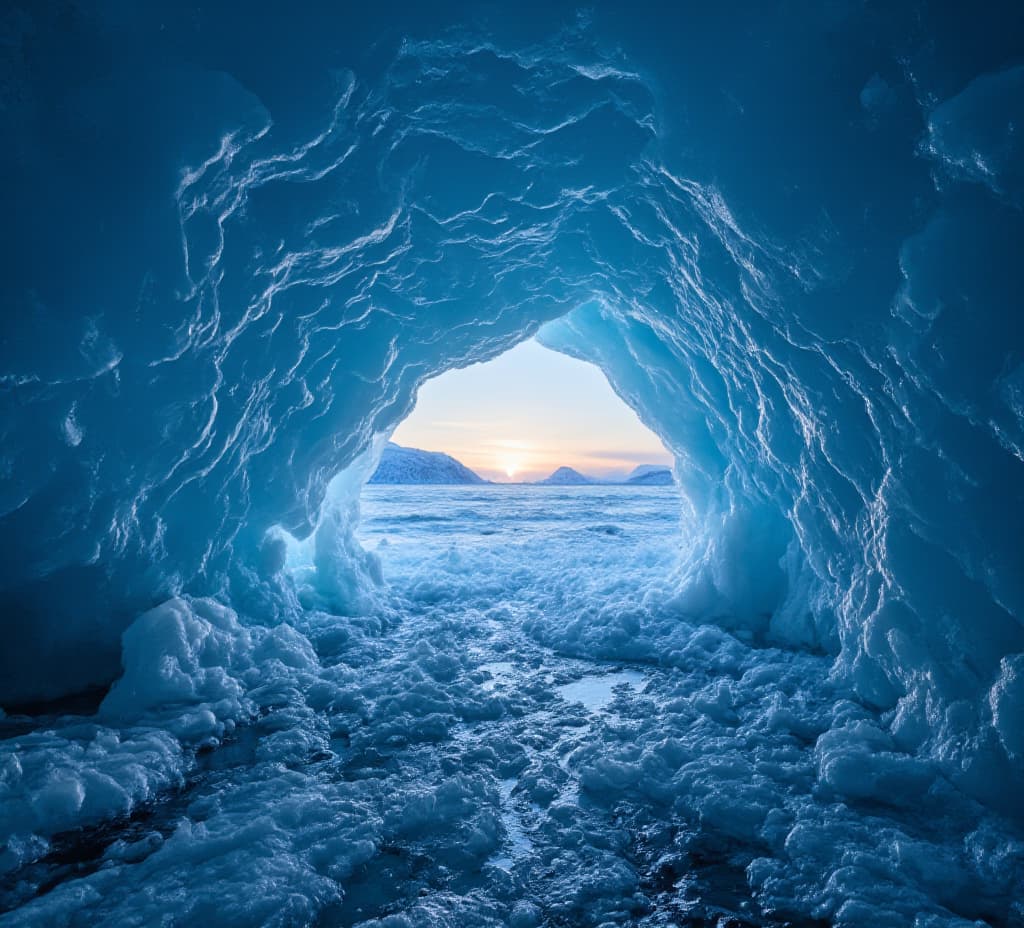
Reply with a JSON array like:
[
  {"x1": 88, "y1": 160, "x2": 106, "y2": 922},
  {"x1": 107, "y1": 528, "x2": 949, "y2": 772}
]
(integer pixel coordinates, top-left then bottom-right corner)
[{"x1": 1, "y1": 3, "x2": 1022, "y2": 807}]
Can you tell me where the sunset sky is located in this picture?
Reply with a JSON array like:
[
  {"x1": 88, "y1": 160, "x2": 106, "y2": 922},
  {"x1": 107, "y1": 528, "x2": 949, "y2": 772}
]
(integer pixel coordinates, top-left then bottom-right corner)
[{"x1": 391, "y1": 340, "x2": 672, "y2": 483}]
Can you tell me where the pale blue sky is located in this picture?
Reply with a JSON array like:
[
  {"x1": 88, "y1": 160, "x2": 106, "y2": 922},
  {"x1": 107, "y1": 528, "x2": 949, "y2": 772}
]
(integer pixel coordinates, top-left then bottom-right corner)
[{"x1": 392, "y1": 339, "x2": 672, "y2": 482}]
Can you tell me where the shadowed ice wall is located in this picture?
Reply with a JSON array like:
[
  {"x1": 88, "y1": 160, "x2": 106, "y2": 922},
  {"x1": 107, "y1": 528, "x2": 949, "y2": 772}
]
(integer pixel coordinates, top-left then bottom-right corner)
[{"x1": 1, "y1": 0, "x2": 1022, "y2": 809}]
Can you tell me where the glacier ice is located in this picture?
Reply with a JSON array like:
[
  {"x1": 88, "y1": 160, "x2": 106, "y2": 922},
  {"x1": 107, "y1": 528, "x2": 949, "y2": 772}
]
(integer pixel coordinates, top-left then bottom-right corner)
[{"x1": 1, "y1": 0, "x2": 1024, "y2": 924}]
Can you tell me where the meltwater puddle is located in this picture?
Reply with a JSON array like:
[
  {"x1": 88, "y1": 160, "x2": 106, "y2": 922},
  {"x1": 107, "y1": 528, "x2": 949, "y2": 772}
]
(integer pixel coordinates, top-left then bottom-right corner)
[
  {"x1": 478, "y1": 660, "x2": 516, "y2": 692},
  {"x1": 488, "y1": 778, "x2": 535, "y2": 872},
  {"x1": 556, "y1": 668, "x2": 646, "y2": 711}
]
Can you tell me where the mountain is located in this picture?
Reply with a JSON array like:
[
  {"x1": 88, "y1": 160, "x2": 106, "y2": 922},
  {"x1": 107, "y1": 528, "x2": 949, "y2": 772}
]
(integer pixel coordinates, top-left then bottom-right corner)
[
  {"x1": 627, "y1": 464, "x2": 668, "y2": 480},
  {"x1": 538, "y1": 466, "x2": 594, "y2": 486},
  {"x1": 625, "y1": 464, "x2": 674, "y2": 486},
  {"x1": 368, "y1": 443, "x2": 488, "y2": 485}
]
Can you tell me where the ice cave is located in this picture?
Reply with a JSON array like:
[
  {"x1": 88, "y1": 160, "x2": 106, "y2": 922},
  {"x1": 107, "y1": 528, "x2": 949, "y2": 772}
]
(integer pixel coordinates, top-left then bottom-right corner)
[{"x1": 1, "y1": 1, "x2": 1024, "y2": 926}]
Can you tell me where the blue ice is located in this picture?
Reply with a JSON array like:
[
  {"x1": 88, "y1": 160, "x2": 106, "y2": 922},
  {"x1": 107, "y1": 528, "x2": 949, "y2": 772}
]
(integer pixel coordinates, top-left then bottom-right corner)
[{"x1": 1, "y1": 2, "x2": 1023, "y2": 925}]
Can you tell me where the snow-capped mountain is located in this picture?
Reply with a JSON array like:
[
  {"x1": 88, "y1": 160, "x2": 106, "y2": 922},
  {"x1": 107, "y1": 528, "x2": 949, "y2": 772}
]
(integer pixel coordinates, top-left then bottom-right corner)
[
  {"x1": 368, "y1": 443, "x2": 487, "y2": 485},
  {"x1": 537, "y1": 466, "x2": 594, "y2": 485},
  {"x1": 536, "y1": 464, "x2": 673, "y2": 485},
  {"x1": 624, "y1": 464, "x2": 674, "y2": 485}
]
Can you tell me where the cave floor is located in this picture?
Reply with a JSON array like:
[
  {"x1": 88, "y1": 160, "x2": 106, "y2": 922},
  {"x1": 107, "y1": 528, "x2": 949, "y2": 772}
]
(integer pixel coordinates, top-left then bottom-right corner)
[{"x1": 1, "y1": 486, "x2": 1017, "y2": 927}]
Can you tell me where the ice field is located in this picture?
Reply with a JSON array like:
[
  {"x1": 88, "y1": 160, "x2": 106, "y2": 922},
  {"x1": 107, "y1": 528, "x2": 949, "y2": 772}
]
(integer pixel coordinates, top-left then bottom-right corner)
[{"x1": 1, "y1": 486, "x2": 1021, "y2": 926}]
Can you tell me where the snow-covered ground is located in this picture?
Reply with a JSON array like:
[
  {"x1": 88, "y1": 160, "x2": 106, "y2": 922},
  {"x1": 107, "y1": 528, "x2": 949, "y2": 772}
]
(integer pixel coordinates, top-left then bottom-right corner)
[{"x1": 1, "y1": 486, "x2": 1020, "y2": 927}]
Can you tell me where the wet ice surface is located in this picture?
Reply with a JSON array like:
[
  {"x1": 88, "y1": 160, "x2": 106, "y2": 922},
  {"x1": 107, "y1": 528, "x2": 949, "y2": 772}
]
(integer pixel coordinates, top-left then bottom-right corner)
[
  {"x1": 2, "y1": 486, "x2": 1022, "y2": 927},
  {"x1": 556, "y1": 670, "x2": 647, "y2": 712}
]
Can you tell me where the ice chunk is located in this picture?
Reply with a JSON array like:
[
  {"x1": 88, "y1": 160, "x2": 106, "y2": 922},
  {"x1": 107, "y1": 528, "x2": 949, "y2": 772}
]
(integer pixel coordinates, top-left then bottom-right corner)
[{"x1": 101, "y1": 598, "x2": 253, "y2": 731}]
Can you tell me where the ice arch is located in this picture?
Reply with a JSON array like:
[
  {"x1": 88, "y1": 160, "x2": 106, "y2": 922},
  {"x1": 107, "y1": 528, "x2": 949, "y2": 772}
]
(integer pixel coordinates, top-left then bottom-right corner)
[{"x1": 1, "y1": 2, "x2": 1023, "y2": 811}]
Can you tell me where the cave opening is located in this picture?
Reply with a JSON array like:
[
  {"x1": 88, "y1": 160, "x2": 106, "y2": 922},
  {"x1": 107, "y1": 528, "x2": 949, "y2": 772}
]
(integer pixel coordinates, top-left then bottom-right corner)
[
  {"x1": 355, "y1": 336, "x2": 682, "y2": 636},
  {"x1": 3, "y1": 3, "x2": 1024, "y2": 922},
  {"x1": 280, "y1": 333, "x2": 687, "y2": 635}
]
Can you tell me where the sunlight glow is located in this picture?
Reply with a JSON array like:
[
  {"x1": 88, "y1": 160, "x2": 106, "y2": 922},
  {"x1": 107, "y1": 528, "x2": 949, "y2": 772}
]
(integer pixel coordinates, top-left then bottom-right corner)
[{"x1": 392, "y1": 340, "x2": 671, "y2": 482}]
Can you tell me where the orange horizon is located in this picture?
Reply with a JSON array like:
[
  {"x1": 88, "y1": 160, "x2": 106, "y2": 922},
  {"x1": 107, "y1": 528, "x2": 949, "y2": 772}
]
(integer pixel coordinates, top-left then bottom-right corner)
[
  {"x1": 390, "y1": 339, "x2": 672, "y2": 484},
  {"x1": 390, "y1": 439, "x2": 670, "y2": 483}
]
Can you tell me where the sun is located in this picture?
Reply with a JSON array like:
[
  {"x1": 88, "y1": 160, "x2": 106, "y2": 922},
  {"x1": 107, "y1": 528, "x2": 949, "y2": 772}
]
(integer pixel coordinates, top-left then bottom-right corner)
[{"x1": 493, "y1": 441, "x2": 530, "y2": 481}]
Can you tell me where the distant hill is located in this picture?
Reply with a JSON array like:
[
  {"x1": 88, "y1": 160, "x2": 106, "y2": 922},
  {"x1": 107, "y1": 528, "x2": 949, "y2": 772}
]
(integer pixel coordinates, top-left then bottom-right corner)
[
  {"x1": 538, "y1": 466, "x2": 593, "y2": 486},
  {"x1": 535, "y1": 463, "x2": 674, "y2": 486},
  {"x1": 627, "y1": 464, "x2": 669, "y2": 480},
  {"x1": 368, "y1": 443, "x2": 488, "y2": 485},
  {"x1": 368, "y1": 448, "x2": 673, "y2": 487},
  {"x1": 625, "y1": 464, "x2": 674, "y2": 486}
]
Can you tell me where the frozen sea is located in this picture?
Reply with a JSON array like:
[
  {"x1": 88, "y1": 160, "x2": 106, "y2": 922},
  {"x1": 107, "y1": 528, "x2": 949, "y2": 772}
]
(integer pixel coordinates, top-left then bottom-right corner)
[{"x1": 1, "y1": 486, "x2": 1021, "y2": 927}]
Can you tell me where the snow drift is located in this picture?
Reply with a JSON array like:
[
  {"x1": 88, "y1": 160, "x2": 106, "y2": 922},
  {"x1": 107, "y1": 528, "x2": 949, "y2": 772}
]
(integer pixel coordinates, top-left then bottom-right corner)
[{"x1": 0, "y1": 0, "x2": 1022, "y2": 845}]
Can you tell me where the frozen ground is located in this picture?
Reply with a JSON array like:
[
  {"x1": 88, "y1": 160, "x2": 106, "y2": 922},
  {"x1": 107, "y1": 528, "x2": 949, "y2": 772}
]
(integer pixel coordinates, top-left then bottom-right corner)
[{"x1": 1, "y1": 485, "x2": 1021, "y2": 927}]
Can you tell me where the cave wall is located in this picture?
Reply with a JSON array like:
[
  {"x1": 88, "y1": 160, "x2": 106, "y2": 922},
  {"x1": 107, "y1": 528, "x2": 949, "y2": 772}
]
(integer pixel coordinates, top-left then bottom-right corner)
[{"x1": 1, "y1": 2, "x2": 1022, "y2": 800}]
